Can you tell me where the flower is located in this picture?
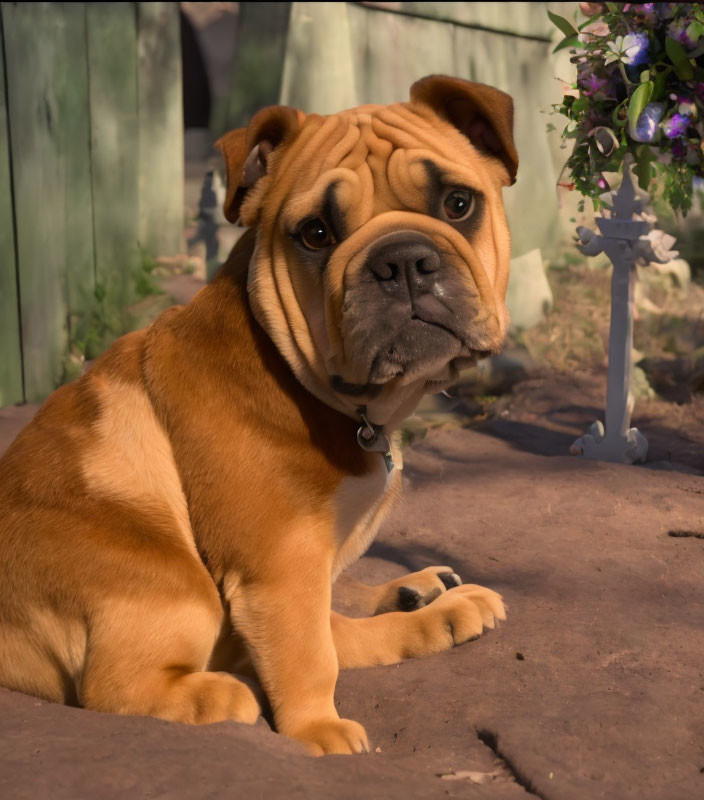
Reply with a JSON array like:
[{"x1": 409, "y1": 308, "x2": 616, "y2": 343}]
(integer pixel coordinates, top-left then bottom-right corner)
[
  {"x1": 631, "y1": 4, "x2": 656, "y2": 23},
  {"x1": 638, "y1": 229, "x2": 678, "y2": 264},
  {"x1": 671, "y1": 140, "x2": 687, "y2": 158},
  {"x1": 623, "y1": 33, "x2": 649, "y2": 66},
  {"x1": 677, "y1": 99, "x2": 697, "y2": 118},
  {"x1": 662, "y1": 113, "x2": 691, "y2": 139},
  {"x1": 604, "y1": 33, "x2": 649, "y2": 67},
  {"x1": 579, "y1": 2, "x2": 604, "y2": 16},
  {"x1": 579, "y1": 71, "x2": 610, "y2": 97},
  {"x1": 667, "y1": 20, "x2": 695, "y2": 49},
  {"x1": 579, "y1": 19, "x2": 610, "y2": 40},
  {"x1": 631, "y1": 102, "x2": 664, "y2": 142},
  {"x1": 549, "y1": 1, "x2": 704, "y2": 215}
]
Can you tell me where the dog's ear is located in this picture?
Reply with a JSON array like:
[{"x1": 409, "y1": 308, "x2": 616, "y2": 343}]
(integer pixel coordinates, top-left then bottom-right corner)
[
  {"x1": 215, "y1": 106, "x2": 304, "y2": 223},
  {"x1": 410, "y1": 75, "x2": 518, "y2": 186}
]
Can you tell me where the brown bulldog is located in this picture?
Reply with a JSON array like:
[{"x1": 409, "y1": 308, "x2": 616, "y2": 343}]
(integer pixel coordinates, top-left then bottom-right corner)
[{"x1": 0, "y1": 76, "x2": 517, "y2": 755}]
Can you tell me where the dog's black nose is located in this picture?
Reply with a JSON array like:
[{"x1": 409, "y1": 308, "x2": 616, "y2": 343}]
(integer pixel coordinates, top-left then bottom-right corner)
[{"x1": 368, "y1": 240, "x2": 441, "y2": 282}]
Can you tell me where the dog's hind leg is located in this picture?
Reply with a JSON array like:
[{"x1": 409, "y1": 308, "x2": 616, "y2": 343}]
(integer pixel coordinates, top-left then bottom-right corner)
[
  {"x1": 79, "y1": 592, "x2": 259, "y2": 725},
  {"x1": 331, "y1": 583, "x2": 505, "y2": 669}
]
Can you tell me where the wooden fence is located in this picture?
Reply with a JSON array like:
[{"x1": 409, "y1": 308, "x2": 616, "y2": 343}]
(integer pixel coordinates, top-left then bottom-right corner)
[{"x1": 0, "y1": 2, "x2": 183, "y2": 406}]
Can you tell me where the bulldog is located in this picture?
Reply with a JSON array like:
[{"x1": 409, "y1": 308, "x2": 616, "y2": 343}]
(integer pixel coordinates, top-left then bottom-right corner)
[{"x1": 0, "y1": 75, "x2": 517, "y2": 755}]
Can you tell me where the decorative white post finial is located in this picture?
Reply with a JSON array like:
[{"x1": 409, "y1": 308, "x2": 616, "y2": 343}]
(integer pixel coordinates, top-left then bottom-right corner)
[{"x1": 570, "y1": 161, "x2": 677, "y2": 465}]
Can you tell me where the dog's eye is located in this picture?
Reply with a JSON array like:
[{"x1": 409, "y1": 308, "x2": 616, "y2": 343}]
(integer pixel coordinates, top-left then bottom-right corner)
[
  {"x1": 299, "y1": 218, "x2": 333, "y2": 250},
  {"x1": 442, "y1": 189, "x2": 475, "y2": 222}
]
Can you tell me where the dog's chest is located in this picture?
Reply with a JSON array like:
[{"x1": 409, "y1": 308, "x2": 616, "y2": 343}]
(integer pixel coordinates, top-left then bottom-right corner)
[{"x1": 331, "y1": 443, "x2": 403, "y2": 577}]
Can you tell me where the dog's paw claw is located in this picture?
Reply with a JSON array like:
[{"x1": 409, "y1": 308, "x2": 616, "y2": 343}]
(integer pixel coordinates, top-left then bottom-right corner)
[
  {"x1": 397, "y1": 586, "x2": 425, "y2": 612},
  {"x1": 438, "y1": 571, "x2": 462, "y2": 590},
  {"x1": 291, "y1": 718, "x2": 369, "y2": 756}
]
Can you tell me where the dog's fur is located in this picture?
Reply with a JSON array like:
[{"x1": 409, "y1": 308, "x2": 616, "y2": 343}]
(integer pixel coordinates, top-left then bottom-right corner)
[{"x1": 0, "y1": 76, "x2": 516, "y2": 755}]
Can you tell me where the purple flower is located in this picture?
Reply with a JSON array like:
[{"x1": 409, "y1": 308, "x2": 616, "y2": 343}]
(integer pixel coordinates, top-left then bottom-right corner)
[
  {"x1": 580, "y1": 73, "x2": 610, "y2": 97},
  {"x1": 663, "y1": 113, "x2": 691, "y2": 139},
  {"x1": 656, "y1": 3, "x2": 678, "y2": 21},
  {"x1": 671, "y1": 140, "x2": 686, "y2": 158},
  {"x1": 631, "y1": 4, "x2": 657, "y2": 23},
  {"x1": 667, "y1": 21, "x2": 695, "y2": 49},
  {"x1": 631, "y1": 102, "x2": 664, "y2": 142},
  {"x1": 577, "y1": 62, "x2": 617, "y2": 101}
]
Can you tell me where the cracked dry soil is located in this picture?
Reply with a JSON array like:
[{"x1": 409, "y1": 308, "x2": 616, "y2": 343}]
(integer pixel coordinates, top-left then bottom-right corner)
[{"x1": 1, "y1": 415, "x2": 703, "y2": 799}]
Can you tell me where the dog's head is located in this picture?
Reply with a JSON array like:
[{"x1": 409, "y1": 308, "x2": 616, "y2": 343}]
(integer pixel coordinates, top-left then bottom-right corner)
[{"x1": 217, "y1": 75, "x2": 517, "y2": 424}]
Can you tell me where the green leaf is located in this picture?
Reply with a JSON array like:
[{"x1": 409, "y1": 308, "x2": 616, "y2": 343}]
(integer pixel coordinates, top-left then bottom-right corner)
[
  {"x1": 577, "y1": 13, "x2": 601, "y2": 32},
  {"x1": 674, "y1": 59, "x2": 694, "y2": 81},
  {"x1": 689, "y1": 41, "x2": 704, "y2": 60},
  {"x1": 612, "y1": 101, "x2": 628, "y2": 128},
  {"x1": 686, "y1": 20, "x2": 704, "y2": 43},
  {"x1": 552, "y1": 33, "x2": 579, "y2": 53},
  {"x1": 627, "y1": 81, "x2": 653, "y2": 136},
  {"x1": 665, "y1": 37, "x2": 694, "y2": 79},
  {"x1": 634, "y1": 146, "x2": 655, "y2": 191},
  {"x1": 640, "y1": 69, "x2": 651, "y2": 83},
  {"x1": 665, "y1": 37, "x2": 688, "y2": 65},
  {"x1": 652, "y1": 67, "x2": 669, "y2": 101},
  {"x1": 548, "y1": 10, "x2": 578, "y2": 38}
]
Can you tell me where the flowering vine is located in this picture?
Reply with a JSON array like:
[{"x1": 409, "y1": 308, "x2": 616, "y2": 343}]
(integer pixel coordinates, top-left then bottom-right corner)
[{"x1": 548, "y1": 2, "x2": 704, "y2": 215}]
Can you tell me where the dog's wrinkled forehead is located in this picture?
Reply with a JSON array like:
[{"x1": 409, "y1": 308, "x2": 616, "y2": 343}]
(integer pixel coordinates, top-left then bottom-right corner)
[
  {"x1": 257, "y1": 102, "x2": 501, "y2": 242},
  {"x1": 301, "y1": 104, "x2": 473, "y2": 212},
  {"x1": 216, "y1": 76, "x2": 517, "y2": 228}
]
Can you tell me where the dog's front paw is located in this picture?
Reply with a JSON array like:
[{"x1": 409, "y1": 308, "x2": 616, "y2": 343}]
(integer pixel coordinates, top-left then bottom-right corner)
[
  {"x1": 374, "y1": 565, "x2": 462, "y2": 615},
  {"x1": 289, "y1": 717, "x2": 369, "y2": 756},
  {"x1": 412, "y1": 584, "x2": 506, "y2": 654}
]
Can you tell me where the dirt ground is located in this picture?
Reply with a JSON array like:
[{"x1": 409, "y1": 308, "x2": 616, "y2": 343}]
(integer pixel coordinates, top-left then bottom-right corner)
[
  {"x1": 1, "y1": 267, "x2": 704, "y2": 799},
  {"x1": 1, "y1": 388, "x2": 703, "y2": 799}
]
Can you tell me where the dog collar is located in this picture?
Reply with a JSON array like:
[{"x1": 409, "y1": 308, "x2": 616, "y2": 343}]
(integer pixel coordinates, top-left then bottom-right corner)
[{"x1": 356, "y1": 407, "x2": 395, "y2": 473}]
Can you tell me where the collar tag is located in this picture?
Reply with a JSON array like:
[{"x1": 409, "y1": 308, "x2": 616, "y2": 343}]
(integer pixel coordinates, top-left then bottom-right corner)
[{"x1": 356, "y1": 408, "x2": 395, "y2": 473}]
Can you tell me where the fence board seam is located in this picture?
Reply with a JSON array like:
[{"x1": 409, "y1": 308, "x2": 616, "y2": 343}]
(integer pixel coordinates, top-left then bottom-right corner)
[
  {"x1": 353, "y1": 2, "x2": 553, "y2": 43},
  {"x1": 0, "y1": 4, "x2": 25, "y2": 403},
  {"x1": 83, "y1": 3, "x2": 98, "y2": 291}
]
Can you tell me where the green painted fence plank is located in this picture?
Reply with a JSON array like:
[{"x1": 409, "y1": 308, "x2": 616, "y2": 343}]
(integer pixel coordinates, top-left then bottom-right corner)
[
  {"x1": 2, "y1": 2, "x2": 72, "y2": 402},
  {"x1": 222, "y1": 2, "x2": 291, "y2": 132},
  {"x1": 397, "y1": 2, "x2": 554, "y2": 40},
  {"x1": 0, "y1": 13, "x2": 23, "y2": 407},
  {"x1": 59, "y1": 3, "x2": 95, "y2": 378},
  {"x1": 137, "y1": 2, "x2": 184, "y2": 259},
  {"x1": 86, "y1": 2, "x2": 139, "y2": 356},
  {"x1": 347, "y1": 2, "x2": 455, "y2": 107}
]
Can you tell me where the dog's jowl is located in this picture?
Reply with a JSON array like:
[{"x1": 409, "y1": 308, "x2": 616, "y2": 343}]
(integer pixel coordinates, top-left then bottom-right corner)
[{"x1": 0, "y1": 76, "x2": 516, "y2": 756}]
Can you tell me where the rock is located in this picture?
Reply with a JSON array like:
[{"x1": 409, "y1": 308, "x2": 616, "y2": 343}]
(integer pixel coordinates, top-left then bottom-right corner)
[
  {"x1": 505, "y1": 248, "x2": 553, "y2": 331},
  {"x1": 637, "y1": 352, "x2": 704, "y2": 402},
  {"x1": 631, "y1": 365, "x2": 655, "y2": 400},
  {"x1": 414, "y1": 392, "x2": 461, "y2": 415},
  {"x1": 453, "y1": 349, "x2": 537, "y2": 397}
]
